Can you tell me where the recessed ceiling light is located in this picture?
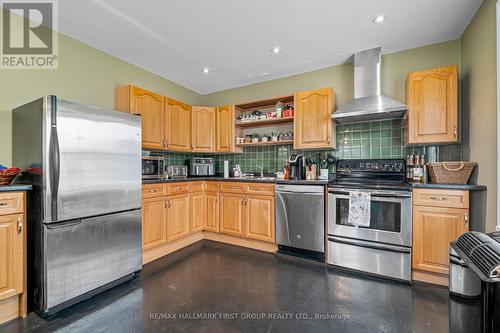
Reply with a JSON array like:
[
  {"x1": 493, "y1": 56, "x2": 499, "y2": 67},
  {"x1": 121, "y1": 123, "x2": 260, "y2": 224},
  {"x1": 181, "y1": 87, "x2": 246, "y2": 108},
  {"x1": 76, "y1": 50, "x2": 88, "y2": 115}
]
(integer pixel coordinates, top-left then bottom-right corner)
[
  {"x1": 202, "y1": 68, "x2": 210, "y2": 74},
  {"x1": 260, "y1": 72, "x2": 270, "y2": 76},
  {"x1": 373, "y1": 15, "x2": 385, "y2": 24},
  {"x1": 271, "y1": 47, "x2": 281, "y2": 54}
]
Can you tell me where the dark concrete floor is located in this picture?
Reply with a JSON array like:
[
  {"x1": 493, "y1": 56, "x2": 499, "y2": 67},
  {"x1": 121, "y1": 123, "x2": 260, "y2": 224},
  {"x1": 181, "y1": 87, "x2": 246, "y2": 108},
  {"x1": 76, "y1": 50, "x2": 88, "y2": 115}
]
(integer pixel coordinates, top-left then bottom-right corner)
[{"x1": 0, "y1": 241, "x2": 482, "y2": 333}]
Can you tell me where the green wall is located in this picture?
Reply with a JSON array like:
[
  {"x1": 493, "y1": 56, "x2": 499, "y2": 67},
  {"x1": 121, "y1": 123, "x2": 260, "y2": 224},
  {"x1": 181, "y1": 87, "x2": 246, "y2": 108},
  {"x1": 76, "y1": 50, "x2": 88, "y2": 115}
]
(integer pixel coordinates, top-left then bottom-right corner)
[
  {"x1": 204, "y1": 40, "x2": 461, "y2": 108},
  {"x1": 461, "y1": 0, "x2": 497, "y2": 232},
  {"x1": 0, "y1": 9, "x2": 204, "y2": 166}
]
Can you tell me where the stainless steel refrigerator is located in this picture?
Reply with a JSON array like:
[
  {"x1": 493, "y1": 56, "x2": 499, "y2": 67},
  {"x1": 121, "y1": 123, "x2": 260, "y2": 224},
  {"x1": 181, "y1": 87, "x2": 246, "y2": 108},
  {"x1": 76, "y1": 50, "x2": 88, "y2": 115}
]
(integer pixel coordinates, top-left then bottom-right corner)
[{"x1": 12, "y1": 96, "x2": 142, "y2": 317}]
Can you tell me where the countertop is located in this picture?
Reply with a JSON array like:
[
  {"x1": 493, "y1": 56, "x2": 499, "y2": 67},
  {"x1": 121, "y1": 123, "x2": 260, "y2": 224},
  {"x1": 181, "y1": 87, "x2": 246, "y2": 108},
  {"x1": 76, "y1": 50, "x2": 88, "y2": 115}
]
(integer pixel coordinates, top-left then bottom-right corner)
[
  {"x1": 411, "y1": 183, "x2": 487, "y2": 191},
  {"x1": 0, "y1": 184, "x2": 32, "y2": 192},
  {"x1": 143, "y1": 176, "x2": 330, "y2": 186},
  {"x1": 144, "y1": 177, "x2": 487, "y2": 191}
]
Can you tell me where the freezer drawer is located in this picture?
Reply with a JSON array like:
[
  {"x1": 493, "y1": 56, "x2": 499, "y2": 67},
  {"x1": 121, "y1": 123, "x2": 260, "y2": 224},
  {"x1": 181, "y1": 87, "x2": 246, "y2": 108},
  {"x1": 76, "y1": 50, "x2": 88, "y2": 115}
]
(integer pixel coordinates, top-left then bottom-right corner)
[
  {"x1": 43, "y1": 209, "x2": 142, "y2": 312},
  {"x1": 327, "y1": 236, "x2": 411, "y2": 281}
]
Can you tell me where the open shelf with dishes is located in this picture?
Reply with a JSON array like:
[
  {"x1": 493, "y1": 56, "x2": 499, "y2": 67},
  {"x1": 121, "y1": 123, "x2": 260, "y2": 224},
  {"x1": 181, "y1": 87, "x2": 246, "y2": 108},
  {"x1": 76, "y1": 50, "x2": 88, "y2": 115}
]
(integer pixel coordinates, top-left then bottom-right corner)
[
  {"x1": 234, "y1": 139, "x2": 294, "y2": 148},
  {"x1": 234, "y1": 94, "x2": 295, "y2": 148}
]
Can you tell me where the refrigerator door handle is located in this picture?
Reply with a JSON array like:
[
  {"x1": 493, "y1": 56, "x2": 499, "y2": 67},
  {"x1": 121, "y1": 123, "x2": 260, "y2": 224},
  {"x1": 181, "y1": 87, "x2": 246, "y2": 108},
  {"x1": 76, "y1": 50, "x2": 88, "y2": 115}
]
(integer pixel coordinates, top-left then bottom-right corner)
[
  {"x1": 46, "y1": 219, "x2": 82, "y2": 229},
  {"x1": 49, "y1": 96, "x2": 60, "y2": 221}
]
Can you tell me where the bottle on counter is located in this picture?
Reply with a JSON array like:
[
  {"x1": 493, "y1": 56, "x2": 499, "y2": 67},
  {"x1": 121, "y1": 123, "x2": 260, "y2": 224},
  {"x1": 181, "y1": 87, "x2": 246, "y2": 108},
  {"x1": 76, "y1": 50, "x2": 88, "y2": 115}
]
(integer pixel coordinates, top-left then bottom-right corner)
[
  {"x1": 233, "y1": 165, "x2": 241, "y2": 178},
  {"x1": 411, "y1": 154, "x2": 427, "y2": 183},
  {"x1": 406, "y1": 155, "x2": 414, "y2": 181}
]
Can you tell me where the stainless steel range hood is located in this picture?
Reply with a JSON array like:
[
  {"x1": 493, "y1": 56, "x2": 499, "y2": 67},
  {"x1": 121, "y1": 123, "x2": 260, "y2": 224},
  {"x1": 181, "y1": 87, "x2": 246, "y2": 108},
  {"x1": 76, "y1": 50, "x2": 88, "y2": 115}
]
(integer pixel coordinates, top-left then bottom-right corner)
[{"x1": 332, "y1": 47, "x2": 407, "y2": 123}]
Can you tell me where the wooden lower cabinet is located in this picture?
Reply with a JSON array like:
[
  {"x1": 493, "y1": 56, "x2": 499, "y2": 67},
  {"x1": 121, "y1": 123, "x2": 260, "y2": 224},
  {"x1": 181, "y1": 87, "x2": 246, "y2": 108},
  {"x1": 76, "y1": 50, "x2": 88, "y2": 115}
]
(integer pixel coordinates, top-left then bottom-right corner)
[
  {"x1": 190, "y1": 191, "x2": 205, "y2": 233},
  {"x1": 141, "y1": 181, "x2": 276, "y2": 264},
  {"x1": 142, "y1": 197, "x2": 167, "y2": 250},
  {"x1": 166, "y1": 193, "x2": 190, "y2": 242},
  {"x1": 0, "y1": 192, "x2": 26, "y2": 324},
  {"x1": 205, "y1": 191, "x2": 219, "y2": 232},
  {"x1": 0, "y1": 215, "x2": 23, "y2": 301},
  {"x1": 219, "y1": 192, "x2": 245, "y2": 237},
  {"x1": 245, "y1": 195, "x2": 275, "y2": 242},
  {"x1": 412, "y1": 205, "x2": 469, "y2": 275}
]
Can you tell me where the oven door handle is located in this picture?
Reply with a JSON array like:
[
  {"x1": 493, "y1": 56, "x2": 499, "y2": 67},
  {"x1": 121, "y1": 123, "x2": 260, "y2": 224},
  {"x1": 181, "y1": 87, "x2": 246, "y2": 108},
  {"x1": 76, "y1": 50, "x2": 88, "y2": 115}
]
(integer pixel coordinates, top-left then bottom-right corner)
[
  {"x1": 329, "y1": 193, "x2": 410, "y2": 203},
  {"x1": 328, "y1": 189, "x2": 411, "y2": 198},
  {"x1": 328, "y1": 236, "x2": 411, "y2": 254}
]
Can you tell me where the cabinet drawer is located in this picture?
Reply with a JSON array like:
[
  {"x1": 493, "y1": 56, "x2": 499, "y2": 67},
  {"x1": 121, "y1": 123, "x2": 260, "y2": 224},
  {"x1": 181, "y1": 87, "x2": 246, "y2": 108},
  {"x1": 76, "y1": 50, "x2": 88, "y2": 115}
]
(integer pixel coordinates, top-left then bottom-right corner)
[
  {"x1": 205, "y1": 182, "x2": 219, "y2": 192},
  {"x1": 413, "y1": 188, "x2": 469, "y2": 209},
  {"x1": 219, "y1": 182, "x2": 246, "y2": 194},
  {"x1": 166, "y1": 182, "x2": 190, "y2": 195},
  {"x1": 246, "y1": 183, "x2": 275, "y2": 196},
  {"x1": 0, "y1": 192, "x2": 24, "y2": 215},
  {"x1": 142, "y1": 184, "x2": 166, "y2": 198},
  {"x1": 189, "y1": 181, "x2": 204, "y2": 193}
]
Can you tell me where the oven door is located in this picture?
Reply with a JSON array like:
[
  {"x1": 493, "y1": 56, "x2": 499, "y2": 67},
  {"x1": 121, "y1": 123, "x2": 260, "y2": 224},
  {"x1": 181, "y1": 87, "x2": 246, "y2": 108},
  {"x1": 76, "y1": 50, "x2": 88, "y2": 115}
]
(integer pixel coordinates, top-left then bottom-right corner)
[{"x1": 328, "y1": 188, "x2": 412, "y2": 246}]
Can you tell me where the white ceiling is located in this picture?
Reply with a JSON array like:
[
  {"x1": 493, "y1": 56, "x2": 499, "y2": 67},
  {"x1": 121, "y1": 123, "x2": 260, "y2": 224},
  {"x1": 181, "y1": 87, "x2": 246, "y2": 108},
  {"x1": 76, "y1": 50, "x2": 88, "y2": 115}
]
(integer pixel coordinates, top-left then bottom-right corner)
[{"x1": 55, "y1": 0, "x2": 482, "y2": 94}]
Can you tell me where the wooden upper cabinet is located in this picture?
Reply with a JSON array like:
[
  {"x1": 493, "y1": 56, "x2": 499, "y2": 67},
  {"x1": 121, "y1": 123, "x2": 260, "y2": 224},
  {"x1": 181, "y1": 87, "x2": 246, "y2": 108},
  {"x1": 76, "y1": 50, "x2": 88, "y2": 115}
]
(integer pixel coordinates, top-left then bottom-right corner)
[
  {"x1": 412, "y1": 205, "x2": 468, "y2": 275},
  {"x1": 405, "y1": 65, "x2": 458, "y2": 145},
  {"x1": 166, "y1": 98, "x2": 192, "y2": 152},
  {"x1": 166, "y1": 193, "x2": 190, "y2": 242},
  {"x1": 142, "y1": 197, "x2": 167, "y2": 250},
  {"x1": 116, "y1": 85, "x2": 165, "y2": 149},
  {"x1": 216, "y1": 105, "x2": 234, "y2": 152},
  {"x1": 192, "y1": 106, "x2": 216, "y2": 152},
  {"x1": 294, "y1": 87, "x2": 335, "y2": 149},
  {"x1": 245, "y1": 195, "x2": 275, "y2": 243},
  {"x1": 0, "y1": 214, "x2": 24, "y2": 301}
]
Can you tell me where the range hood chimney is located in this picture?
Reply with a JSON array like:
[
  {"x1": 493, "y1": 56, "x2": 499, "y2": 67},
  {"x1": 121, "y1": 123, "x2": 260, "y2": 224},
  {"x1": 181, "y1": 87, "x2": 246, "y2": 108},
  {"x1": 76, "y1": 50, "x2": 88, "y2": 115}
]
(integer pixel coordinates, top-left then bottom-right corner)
[{"x1": 332, "y1": 47, "x2": 408, "y2": 123}]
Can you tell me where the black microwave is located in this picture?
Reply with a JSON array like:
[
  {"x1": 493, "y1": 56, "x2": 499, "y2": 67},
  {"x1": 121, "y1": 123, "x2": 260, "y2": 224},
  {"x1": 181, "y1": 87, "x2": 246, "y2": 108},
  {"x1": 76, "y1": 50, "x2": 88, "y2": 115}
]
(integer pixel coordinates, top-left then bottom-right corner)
[{"x1": 142, "y1": 156, "x2": 164, "y2": 180}]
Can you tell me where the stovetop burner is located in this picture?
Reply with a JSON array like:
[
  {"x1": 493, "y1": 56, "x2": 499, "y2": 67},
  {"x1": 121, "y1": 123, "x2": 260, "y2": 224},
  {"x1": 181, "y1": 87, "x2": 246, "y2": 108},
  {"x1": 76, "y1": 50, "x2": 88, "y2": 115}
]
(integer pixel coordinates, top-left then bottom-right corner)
[{"x1": 329, "y1": 158, "x2": 410, "y2": 191}]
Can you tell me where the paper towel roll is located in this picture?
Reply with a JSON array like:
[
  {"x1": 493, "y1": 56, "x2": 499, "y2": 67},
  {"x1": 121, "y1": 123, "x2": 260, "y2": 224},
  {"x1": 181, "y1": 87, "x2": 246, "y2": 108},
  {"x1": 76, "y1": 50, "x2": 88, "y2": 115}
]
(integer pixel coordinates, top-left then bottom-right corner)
[{"x1": 224, "y1": 161, "x2": 229, "y2": 178}]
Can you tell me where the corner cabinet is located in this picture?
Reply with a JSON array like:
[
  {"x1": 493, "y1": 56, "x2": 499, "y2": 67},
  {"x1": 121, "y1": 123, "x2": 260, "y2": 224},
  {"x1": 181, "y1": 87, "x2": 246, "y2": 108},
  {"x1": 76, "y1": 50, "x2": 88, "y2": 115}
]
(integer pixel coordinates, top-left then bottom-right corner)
[
  {"x1": 192, "y1": 106, "x2": 216, "y2": 152},
  {"x1": 166, "y1": 98, "x2": 192, "y2": 151},
  {"x1": 216, "y1": 105, "x2": 236, "y2": 152},
  {"x1": 405, "y1": 65, "x2": 458, "y2": 145},
  {"x1": 294, "y1": 87, "x2": 335, "y2": 149},
  {"x1": 115, "y1": 85, "x2": 165, "y2": 149}
]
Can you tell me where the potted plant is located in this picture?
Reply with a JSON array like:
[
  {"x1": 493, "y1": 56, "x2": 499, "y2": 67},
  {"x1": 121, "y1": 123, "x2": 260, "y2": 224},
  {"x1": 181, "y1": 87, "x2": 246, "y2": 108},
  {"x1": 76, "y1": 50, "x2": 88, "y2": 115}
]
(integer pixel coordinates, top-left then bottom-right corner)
[
  {"x1": 271, "y1": 132, "x2": 279, "y2": 142},
  {"x1": 262, "y1": 133, "x2": 269, "y2": 142},
  {"x1": 251, "y1": 133, "x2": 259, "y2": 143}
]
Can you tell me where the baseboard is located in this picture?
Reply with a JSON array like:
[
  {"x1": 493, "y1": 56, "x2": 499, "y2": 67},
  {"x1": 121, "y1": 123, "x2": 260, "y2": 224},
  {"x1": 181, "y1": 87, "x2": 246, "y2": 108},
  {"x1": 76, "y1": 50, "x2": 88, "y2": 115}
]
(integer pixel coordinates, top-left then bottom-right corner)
[
  {"x1": 203, "y1": 232, "x2": 278, "y2": 253},
  {"x1": 0, "y1": 295, "x2": 20, "y2": 325},
  {"x1": 143, "y1": 232, "x2": 204, "y2": 264},
  {"x1": 412, "y1": 270, "x2": 448, "y2": 287}
]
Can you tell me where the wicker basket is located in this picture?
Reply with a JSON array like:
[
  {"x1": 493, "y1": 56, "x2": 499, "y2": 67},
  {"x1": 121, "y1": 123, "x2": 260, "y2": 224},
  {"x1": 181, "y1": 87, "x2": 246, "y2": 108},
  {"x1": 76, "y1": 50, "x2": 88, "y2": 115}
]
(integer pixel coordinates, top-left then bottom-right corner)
[
  {"x1": 427, "y1": 162, "x2": 476, "y2": 184},
  {"x1": 0, "y1": 169, "x2": 20, "y2": 186}
]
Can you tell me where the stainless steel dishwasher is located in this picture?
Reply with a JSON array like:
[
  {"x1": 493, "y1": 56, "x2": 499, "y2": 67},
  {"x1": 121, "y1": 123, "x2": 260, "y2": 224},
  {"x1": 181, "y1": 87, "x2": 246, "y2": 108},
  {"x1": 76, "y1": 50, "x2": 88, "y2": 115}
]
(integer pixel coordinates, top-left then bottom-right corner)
[{"x1": 275, "y1": 184, "x2": 325, "y2": 261}]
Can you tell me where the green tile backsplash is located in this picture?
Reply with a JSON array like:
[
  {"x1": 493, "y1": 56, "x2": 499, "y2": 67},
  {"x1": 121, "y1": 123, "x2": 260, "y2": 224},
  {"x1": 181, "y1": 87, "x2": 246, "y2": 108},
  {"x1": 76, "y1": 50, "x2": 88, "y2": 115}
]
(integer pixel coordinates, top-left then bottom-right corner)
[{"x1": 147, "y1": 119, "x2": 462, "y2": 174}]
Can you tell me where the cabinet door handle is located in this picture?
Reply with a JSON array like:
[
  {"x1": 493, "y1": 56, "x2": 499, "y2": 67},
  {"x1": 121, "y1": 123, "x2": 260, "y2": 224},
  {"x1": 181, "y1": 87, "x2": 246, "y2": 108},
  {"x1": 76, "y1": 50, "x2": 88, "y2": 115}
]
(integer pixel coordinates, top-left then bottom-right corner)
[
  {"x1": 464, "y1": 213, "x2": 469, "y2": 227},
  {"x1": 429, "y1": 196, "x2": 446, "y2": 201},
  {"x1": 0, "y1": 202, "x2": 7, "y2": 206},
  {"x1": 17, "y1": 217, "x2": 22, "y2": 234},
  {"x1": 453, "y1": 127, "x2": 457, "y2": 138},
  {"x1": 148, "y1": 189, "x2": 157, "y2": 193}
]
